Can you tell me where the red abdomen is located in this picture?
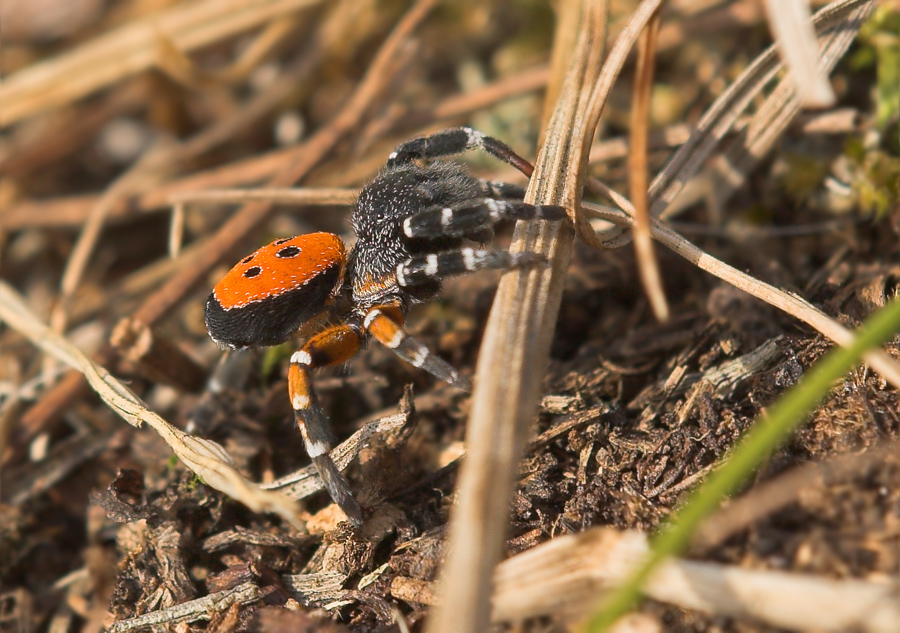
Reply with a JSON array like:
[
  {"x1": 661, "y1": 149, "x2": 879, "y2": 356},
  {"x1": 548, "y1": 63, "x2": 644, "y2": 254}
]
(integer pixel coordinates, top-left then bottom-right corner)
[{"x1": 205, "y1": 233, "x2": 346, "y2": 349}]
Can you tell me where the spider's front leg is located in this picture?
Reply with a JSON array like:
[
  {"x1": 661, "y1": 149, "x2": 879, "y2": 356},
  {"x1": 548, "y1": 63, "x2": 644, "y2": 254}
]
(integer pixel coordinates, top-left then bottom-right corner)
[
  {"x1": 475, "y1": 179, "x2": 527, "y2": 200},
  {"x1": 371, "y1": 243, "x2": 556, "y2": 389},
  {"x1": 403, "y1": 198, "x2": 567, "y2": 240},
  {"x1": 395, "y1": 248, "x2": 547, "y2": 288},
  {"x1": 386, "y1": 127, "x2": 536, "y2": 177},
  {"x1": 288, "y1": 324, "x2": 364, "y2": 526}
]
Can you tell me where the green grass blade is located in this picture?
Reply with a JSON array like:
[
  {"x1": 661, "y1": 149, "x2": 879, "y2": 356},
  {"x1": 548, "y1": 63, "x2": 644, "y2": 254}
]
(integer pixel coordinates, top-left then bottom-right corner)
[{"x1": 584, "y1": 296, "x2": 900, "y2": 632}]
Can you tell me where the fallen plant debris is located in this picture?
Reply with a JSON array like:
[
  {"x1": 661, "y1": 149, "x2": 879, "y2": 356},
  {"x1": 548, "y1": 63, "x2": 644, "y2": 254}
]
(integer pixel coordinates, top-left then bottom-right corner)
[{"x1": 1, "y1": 1, "x2": 900, "y2": 633}]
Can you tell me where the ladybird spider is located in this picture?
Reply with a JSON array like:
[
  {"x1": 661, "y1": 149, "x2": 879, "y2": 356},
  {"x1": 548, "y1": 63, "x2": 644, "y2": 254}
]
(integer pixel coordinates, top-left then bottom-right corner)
[{"x1": 205, "y1": 127, "x2": 567, "y2": 525}]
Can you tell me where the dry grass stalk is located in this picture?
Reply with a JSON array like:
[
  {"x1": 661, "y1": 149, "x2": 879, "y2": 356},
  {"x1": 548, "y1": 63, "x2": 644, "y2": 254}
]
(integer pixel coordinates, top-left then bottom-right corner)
[
  {"x1": 13, "y1": 0, "x2": 437, "y2": 445},
  {"x1": 168, "y1": 187, "x2": 358, "y2": 207},
  {"x1": 762, "y1": 0, "x2": 836, "y2": 106},
  {"x1": 539, "y1": 0, "x2": 584, "y2": 133},
  {"x1": 166, "y1": 188, "x2": 357, "y2": 256},
  {"x1": 666, "y1": 0, "x2": 873, "y2": 211},
  {"x1": 427, "y1": 2, "x2": 607, "y2": 632},
  {"x1": 584, "y1": 201, "x2": 900, "y2": 390},
  {"x1": 580, "y1": 0, "x2": 900, "y2": 389},
  {"x1": 685, "y1": 0, "x2": 874, "y2": 221},
  {"x1": 490, "y1": 528, "x2": 900, "y2": 631},
  {"x1": 594, "y1": 0, "x2": 875, "y2": 250},
  {"x1": 0, "y1": 0, "x2": 323, "y2": 125},
  {"x1": 395, "y1": 526, "x2": 900, "y2": 630},
  {"x1": 628, "y1": 6, "x2": 668, "y2": 322},
  {"x1": 573, "y1": 0, "x2": 670, "y2": 249},
  {"x1": 0, "y1": 281, "x2": 303, "y2": 526},
  {"x1": 106, "y1": 582, "x2": 261, "y2": 633}
]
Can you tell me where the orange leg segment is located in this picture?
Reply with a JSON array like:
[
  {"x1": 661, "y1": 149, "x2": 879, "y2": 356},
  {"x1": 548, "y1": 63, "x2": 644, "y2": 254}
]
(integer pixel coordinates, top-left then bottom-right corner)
[
  {"x1": 288, "y1": 324, "x2": 364, "y2": 526},
  {"x1": 363, "y1": 306, "x2": 471, "y2": 392}
]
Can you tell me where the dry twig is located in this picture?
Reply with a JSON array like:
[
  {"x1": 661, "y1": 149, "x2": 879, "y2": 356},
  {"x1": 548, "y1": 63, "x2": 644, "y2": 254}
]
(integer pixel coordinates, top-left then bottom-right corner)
[
  {"x1": 0, "y1": 0, "x2": 323, "y2": 124},
  {"x1": 428, "y1": 2, "x2": 606, "y2": 632},
  {"x1": 628, "y1": 5, "x2": 667, "y2": 321},
  {"x1": 584, "y1": 201, "x2": 900, "y2": 390},
  {"x1": 16, "y1": 0, "x2": 438, "y2": 451},
  {"x1": 397, "y1": 528, "x2": 900, "y2": 630},
  {"x1": 106, "y1": 582, "x2": 261, "y2": 633},
  {"x1": 491, "y1": 529, "x2": 900, "y2": 631},
  {"x1": 0, "y1": 282, "x2": 302, "y2": 525}
]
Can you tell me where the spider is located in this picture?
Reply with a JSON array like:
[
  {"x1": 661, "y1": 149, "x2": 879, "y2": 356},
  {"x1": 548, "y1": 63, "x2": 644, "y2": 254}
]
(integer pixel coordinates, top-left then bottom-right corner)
[{"x1": 204, "y1": 127, "x2": 566, "y2": 525}]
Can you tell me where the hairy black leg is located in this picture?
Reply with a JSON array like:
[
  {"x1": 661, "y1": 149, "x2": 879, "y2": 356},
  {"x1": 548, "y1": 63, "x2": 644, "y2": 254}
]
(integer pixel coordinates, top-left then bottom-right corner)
[
  {"x1": 386, "y1": 127, "x2": 536, "y2": 177},
  {"x1": 403, "y1": 199, "x2": 567, "y2": 239},
  {"x1": 475, "y1": 179, "x2": 527, "y2": 199},
  {"x1": 395, "y1": 248, "x2": 546, "y2": 288}
]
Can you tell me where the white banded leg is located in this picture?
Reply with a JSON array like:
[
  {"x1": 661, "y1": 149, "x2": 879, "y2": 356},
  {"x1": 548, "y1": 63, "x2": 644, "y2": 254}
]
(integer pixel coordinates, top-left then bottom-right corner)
[
  {"x1": 288, "y1": 325, "x2": 364, "y2": 526},
  {"x1": 475, "y1": 179, "x2": 526, "y2": 199},
  {"x1": 386, "y1": 127, "x2": 535, "y2": 176},
  {"x1": 402, "y1": 199, "x2": 567, "y2": 239},
  {"x1": 363, "y1": 307, "x2": 471, "y2": 392},
  {"x1": 396, "y1": 249, "x2": 545, "y2": 287}
]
